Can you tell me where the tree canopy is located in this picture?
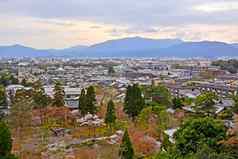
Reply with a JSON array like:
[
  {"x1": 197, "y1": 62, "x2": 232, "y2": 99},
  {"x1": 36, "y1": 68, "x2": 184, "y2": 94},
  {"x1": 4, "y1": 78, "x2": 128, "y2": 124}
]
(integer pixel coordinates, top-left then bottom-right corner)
[
  {"x1": 124, "y1": 84, "x2": 145, "y2": 121},
  {"x1": 194, "y1": 92, "x2": 219, "y2": 115},
  {"x1": 105, "y1": 100, "x2": 116, "y2": 128},
  {"x1": 119, "y1": 129, "x2": 134, "y2": 159},
  {"x1": 175, "y1": 117, "x2": 226, "y2": 155},
  {"x1": 52, "y1": 81, "x2": 65, "y2": 107}
]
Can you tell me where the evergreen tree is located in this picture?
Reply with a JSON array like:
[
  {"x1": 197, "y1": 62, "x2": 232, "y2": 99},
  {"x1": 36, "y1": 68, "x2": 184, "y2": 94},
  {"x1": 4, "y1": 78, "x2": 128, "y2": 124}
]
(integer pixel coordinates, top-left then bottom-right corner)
[
  {"x1": 52, "y1": 81, "x2": 65, "y2": 107},
  {"x1": 172, "y1": 97, "x2": 183, "y2": 109},
  {"x1": 232, "y1": 95, "x2": 238, "y2": 113},
  {"x1": 86, "y1": 86, "x2": 97, "y2": 114},
  {"x1": 79, "y1": 88, "x2": 87, "y2": 116},
  {"x1": 0, "y1": 121, "x2": 12, "y2": 157},
  {"x1": 105, "y1": 100, "x2": 116, "y2": 128},
  {"x1": 0, "y1": 85, "x2": 7, "y2": 106},
  {"x1": 108, "y1": 66, "x2": 115, "y2": 75},
  {"x1": 32, "y1": 80, "x2": 49, "y2": 108},
  {"x1": 124, "y1": 84, "x2": 145, "y2": 121},
  {"x1": 119, "y1": 129, "x2": 134, "y2": 159}
]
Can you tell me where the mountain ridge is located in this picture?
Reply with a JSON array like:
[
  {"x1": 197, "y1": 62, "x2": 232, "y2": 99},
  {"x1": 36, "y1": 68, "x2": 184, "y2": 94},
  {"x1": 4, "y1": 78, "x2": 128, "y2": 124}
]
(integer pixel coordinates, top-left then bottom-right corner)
[{"x1": 0, "y1": 37, "x2": 238, "y2": 58}]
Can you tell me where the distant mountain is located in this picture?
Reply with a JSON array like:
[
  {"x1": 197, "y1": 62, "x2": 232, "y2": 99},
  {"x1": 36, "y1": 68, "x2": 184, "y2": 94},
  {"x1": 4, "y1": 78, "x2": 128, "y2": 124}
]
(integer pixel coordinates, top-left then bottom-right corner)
[
  {"x1": 46, "y1": 45, "x2": 88, "y2": 57},
  {"x1": 0, "y1": 37, "x2": 238, "y2": 58},
  {"x1": 160, "y1": 41, "x2": 238, "y2": 58},
  {"x1": 79, "y1": 37, "x2": 183, "y2": 57},
  {"x1": 0, "y1": 44, "x2": 51, "y2": 57}
]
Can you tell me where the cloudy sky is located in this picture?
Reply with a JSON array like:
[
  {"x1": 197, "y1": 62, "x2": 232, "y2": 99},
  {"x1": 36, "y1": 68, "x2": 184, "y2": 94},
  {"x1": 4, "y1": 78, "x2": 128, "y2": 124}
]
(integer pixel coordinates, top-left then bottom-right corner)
[{"x1": 0, "y1": 0, "x2": 238, "y2": 49}]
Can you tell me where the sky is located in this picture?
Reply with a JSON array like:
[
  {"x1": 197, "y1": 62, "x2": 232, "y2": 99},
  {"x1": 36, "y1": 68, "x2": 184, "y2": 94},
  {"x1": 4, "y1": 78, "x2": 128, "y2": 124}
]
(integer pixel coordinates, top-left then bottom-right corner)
[{"x1": 0, "y1": 0, "x2": 238, "y2": 49}]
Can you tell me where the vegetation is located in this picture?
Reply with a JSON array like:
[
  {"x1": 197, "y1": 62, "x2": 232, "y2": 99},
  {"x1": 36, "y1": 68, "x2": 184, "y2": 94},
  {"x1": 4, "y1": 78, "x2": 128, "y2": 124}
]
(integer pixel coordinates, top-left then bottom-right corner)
[
  {"x1": 1, "y1": 80, "x2": 237, "y2": 159},
  {"x1": 212, "y1": 59, "x2": 238, "y2": 74},
  {"x1": 194, "y1": 91, "x2": 219, "y2": 115},
  {"x1": 86, "y1": 86, "x2": 97, "y2": 114},
  {"x1": 105, "y1": 100, "x2": 116, "y2": 129},
  {"x1": 175, "y1": 117, "x2": 226, "y2": 155},
  {"x1": 0, "y1": 85, "x2": 7, "y2": 106},
  {"x1": 124, "y1": 84, "x2": 145, "y2": 121},
  {"x1": 51, "y1": 81, "x2": 65, "y2": 107},
  {"x1": 232, "y1": 94, "x2": 238, "y2": 113},
  {"x1": 151, "y1": 85, "x2": 172, "y2": 106},
  {"x1": 108, "y1": 66, "x2": 115, "y2": 75},
  {"x1": 0, "y1": 72, "x2": 18, "y2": 86},
  {"x1": 0, "y1": 121, "x2": 17, "y2": 159},
  {"x1": 119, "y1": 129, "x2": 134, "y2": 159},
  {"x1": 172, "y1": 97, "x2": 183, "y2": 109},
  {"x1": 79, "y1": 88, "x2": 87, "y2": 115}
]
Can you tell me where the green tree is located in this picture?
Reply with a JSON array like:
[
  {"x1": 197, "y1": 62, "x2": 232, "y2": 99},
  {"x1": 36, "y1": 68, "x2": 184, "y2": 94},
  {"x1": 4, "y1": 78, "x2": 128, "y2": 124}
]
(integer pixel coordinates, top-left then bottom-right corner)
[
  {"x1": 151, "y1": 85, "x2": 172, "y2": 107},
  {"x1": 172, "y1": 97, "x2": 183, "y2": 109},
  {"x1": 105, "y1": 100, "x2": 116, "y2": 128},
  {"x1": 0, "y1": 121, "x2": 12, "y2": 157},
  {"x1": 32, "y1": 80, "x2": 50, "y2": 108},
  {"x1": 0, "y1": 85, "x2": 7, "y2": 106},
  {"x1": 124, "y1": 84, "x2": 145, "y2": 121},
  {"x1": 32, "y1": 80, "x2": 51, "y2": 124},
  {"x1": 0, "y1": 72, "x2": 18, "y2": 86},
  {"x1": 79, "y1": 88, "x2": 87, "y2": 116},
  {"x1": 175, "y1": 117, "x2": 226, "y2": 156},
  {"x1": 51, "y1": 81, "x2": 65, "y2": 107},
  {"x1": 108, "y1": 66, "x2": 115, "y2": 75},
  {"x1": 119, "y1": 129, "x2": 134, "y2": 159},
  {"x1": 232, "y1": 95, "x2": 238, "y2": 113},
  {"x1": 194, "y1": 92, "x2": 219, "y2": 115},
  {"x1": 86, "y1": 86, "x2": 97, "y2": 114}
]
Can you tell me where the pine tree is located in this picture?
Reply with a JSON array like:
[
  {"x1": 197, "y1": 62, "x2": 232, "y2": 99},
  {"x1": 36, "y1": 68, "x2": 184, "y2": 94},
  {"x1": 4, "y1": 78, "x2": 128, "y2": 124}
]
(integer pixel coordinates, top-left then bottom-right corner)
[
  {"x1": 119, "y1": 129, "x2": 134, "y2": 159},
  {"x1": 32, "y1": 80, "x2": 49, "y2": 108},
  {"x1": 52, "y1": 81, "x2": 65, "y2": 107},
  {"x1": 0, "y1": 85, "x2": 7, "y2": 106},
  {"x1": 124, "y1": 84, "x2": 145, "y2": 121},
  {"x1": 79, "y1": 88, "x2": 87, "y2": 116},
  {"x1": 105, "y1": 100, "x2": 116, "y2": 128},
  {"x1": 0, "y1": 121, "x2": 12, "y2": 157},
  {"x1": 86, "y1": 86, "x2": 97, "y2": 114}
]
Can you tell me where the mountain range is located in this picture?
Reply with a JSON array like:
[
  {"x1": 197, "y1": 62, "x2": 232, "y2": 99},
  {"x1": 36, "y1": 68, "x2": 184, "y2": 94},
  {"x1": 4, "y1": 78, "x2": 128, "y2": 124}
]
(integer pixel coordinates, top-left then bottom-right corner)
[{"x1": 0, "y1": 37, "x2": 238, "y2": 58}]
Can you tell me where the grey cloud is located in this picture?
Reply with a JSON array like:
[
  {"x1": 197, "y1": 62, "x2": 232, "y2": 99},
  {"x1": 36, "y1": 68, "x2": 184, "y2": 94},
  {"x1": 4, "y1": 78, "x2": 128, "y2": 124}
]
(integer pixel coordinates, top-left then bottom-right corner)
[{"x1": 1, "y1": 0, "x2": 238, "y2": 27}]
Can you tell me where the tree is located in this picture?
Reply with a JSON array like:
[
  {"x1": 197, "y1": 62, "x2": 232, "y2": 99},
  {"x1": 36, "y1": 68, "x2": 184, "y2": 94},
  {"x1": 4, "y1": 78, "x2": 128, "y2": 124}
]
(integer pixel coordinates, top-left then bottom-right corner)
[
  {"x1": 86, "y1": 86, "x2": 97, "y2": 114},
  {"x1": 79, "y1": 88, "x2": 87, "y2": 116},
  {"x1": 232, "y1": 95, "x2": 238, "y2": 114},
  {"x1": 0, "y1": 121, "x2": 18, "y2": 159},
  {"x1": 9, "y1": 90, "x2": 33, "y2": 134},
  {"x1": 0, "y1": 85, "x2": 7, "y2": 106},
  {"x1": 119, "y1": 129, "x2": 134, "y2": 159},
  {"x1": 105, "y1": 100, "x2": 116, "y2": 128},
  {"x1": 0, "y1": 121, "x2": 12, "y2": 157},
  {"x1": 108, "y1": 66, "x2": 115, "y2": 75},
  {"x1": 172, "y1": 97, "x2": 183, "y2": 109},
  {"x1": 32, "y1": 80, "x2": 50, "y2": 108},
  {"x1": 51, "y1": 81, "x2": 65, "y2": 107},
  {"x1": 32, "y1": 80, "x2": 51, "y2": 124},
  {"x1": 175, "y1": 117, "x2": 226, "y2": 155},
  {"x1": 124, "y1": 84, "x2": 145, "y2": 121},
  {"x1": 194, "y1": 92, "x2": 219, "y2": 115},
  {"x1": 151, "y1": 85, "x2": 172, "y2": 107},
  {"x1": 0, "y1": 72, "x2": 18, "y2": 86}
]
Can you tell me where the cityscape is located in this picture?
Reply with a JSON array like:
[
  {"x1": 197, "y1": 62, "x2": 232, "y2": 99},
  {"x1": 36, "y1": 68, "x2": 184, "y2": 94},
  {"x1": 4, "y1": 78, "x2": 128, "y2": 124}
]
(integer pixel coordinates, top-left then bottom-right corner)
[{"x1": 1, "y1": 0, "x2": 238, "y2": 159}]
